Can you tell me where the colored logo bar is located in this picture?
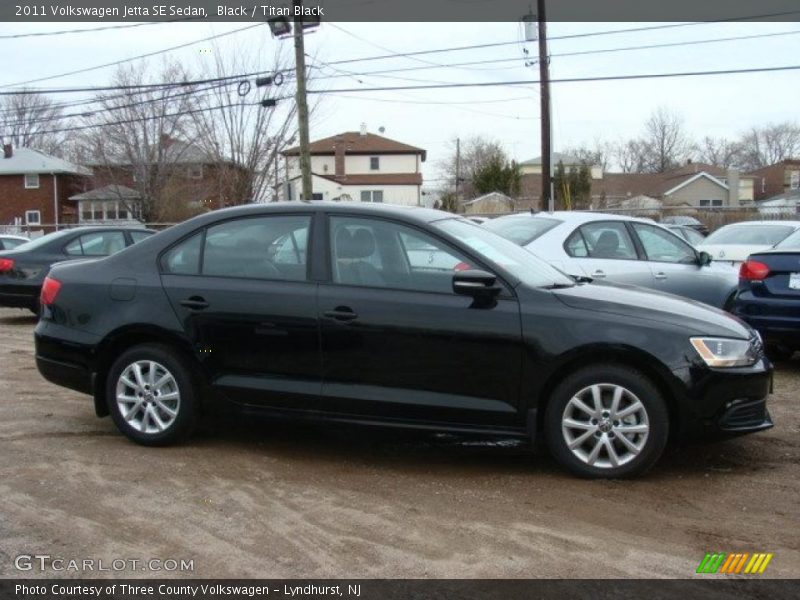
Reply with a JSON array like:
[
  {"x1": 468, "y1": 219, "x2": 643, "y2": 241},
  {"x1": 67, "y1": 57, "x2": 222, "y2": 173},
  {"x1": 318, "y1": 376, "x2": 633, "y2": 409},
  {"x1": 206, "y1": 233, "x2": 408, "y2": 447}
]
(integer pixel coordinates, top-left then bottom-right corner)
[{"x1": 697, "y1": 552, "x2": 773, "y2": 574}]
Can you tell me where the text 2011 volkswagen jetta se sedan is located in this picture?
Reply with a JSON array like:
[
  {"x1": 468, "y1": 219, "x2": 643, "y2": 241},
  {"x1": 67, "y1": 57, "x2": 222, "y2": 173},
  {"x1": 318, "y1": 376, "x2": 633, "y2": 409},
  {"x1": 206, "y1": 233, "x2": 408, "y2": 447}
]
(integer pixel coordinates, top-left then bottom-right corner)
[{"x1": 34, "y1": 203, "x2": 773, "y2": 478}]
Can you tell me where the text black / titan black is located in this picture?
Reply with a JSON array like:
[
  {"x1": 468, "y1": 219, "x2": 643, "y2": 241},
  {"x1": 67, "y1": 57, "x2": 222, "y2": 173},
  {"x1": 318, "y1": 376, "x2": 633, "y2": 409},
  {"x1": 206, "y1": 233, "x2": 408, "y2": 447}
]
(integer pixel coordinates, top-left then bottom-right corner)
[{"x1": 34, "y1": 203, "x2": 773, "y2": 478}]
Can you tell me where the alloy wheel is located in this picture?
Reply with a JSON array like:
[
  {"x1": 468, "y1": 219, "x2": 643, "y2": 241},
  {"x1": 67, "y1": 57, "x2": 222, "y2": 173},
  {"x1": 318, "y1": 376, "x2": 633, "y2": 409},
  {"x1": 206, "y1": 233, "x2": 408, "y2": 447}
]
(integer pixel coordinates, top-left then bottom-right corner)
[
  {"x1": 115, "y1": 360, "x2": 181, "y2": 434},
  {"x1": 561, "y1": 383, "x2": 650, "y2": 469}
]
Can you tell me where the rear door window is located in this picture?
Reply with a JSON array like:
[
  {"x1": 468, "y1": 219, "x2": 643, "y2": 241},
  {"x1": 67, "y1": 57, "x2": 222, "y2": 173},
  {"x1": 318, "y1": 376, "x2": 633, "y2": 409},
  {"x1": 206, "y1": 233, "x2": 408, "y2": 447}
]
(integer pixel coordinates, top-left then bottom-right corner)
[{"x1": 566, "y1": 222, "x2": 638, "y2": 260}]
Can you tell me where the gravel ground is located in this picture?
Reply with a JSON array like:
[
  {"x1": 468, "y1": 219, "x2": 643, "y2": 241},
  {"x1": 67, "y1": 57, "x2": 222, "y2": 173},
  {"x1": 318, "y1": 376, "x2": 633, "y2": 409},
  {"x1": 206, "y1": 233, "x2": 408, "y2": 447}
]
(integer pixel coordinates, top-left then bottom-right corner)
[{"x1": 0, "y1": 307, "x2": 798, "y2": 579}]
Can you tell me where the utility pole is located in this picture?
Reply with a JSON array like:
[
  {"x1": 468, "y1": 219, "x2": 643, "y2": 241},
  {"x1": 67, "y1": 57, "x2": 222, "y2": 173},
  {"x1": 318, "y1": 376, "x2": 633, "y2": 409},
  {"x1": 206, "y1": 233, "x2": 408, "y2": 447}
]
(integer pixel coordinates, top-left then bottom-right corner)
[
  {"x1": 293, "y1": 0, "x2": 313, "y2": 201},
  {"x1": 455, "y1": 137, "x2": 461, "y2": 207},
  {"x1": 536, "y1": 0, "x2": 553, "y2": 212}
]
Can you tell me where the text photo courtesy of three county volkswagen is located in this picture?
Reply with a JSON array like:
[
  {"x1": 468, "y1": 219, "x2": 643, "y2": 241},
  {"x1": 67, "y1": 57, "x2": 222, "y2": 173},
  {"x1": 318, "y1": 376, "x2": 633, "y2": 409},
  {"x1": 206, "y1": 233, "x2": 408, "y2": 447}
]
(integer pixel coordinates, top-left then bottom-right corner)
[{"x1": 1, "y1": 0, "x2": 799, "y2": 589}]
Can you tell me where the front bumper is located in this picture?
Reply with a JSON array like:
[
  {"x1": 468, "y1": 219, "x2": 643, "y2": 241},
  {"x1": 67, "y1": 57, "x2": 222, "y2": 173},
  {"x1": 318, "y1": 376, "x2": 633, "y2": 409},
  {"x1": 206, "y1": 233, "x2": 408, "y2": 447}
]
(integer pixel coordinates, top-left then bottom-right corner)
[{"x1": 672, "y1": 358, "x2": 774, "y2": 438}]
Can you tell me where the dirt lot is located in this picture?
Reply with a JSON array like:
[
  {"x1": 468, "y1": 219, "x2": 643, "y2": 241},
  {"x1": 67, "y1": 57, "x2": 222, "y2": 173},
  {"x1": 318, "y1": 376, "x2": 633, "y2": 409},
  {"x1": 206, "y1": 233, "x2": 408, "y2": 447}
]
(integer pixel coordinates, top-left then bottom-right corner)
[{"x1": 0, "y1": 307, "x2": 798, "y2": 580}]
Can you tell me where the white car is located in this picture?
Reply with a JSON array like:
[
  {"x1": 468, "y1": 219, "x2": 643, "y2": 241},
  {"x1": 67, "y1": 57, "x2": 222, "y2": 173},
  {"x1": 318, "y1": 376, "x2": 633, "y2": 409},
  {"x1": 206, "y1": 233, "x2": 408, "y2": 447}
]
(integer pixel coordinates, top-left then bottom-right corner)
[
  {"x1": 484, "y1": 211, "x2": 739, "y2": 309},
  {"x1": 697, "y1": 220, "x2": 800, "y2": 264}
]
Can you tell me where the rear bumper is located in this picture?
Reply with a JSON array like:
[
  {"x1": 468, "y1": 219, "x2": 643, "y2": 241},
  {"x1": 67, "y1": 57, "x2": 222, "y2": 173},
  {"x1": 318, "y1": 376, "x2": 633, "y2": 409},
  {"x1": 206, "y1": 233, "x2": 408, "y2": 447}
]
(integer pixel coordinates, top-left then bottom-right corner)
[
  {"x1": 734, "y1": 293, "x2": 800, "y2": 348},
  {"x1": 35, "y1": 354, "x2": 93, "y2": 395},
  {"x1": 0, "y1": 288, "x2": 37, "y2": 309},
  {"x1": 34, "y1": 322, "x2": 100, "y2": 396}
]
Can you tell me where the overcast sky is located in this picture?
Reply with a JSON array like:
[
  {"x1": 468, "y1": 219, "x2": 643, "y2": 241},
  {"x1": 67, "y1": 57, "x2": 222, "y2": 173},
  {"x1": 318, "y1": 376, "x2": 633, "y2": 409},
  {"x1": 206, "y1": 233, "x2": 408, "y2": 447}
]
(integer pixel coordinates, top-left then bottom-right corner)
[{"x1": 2, "y1": 20, "x2": 799, "y2": 186}]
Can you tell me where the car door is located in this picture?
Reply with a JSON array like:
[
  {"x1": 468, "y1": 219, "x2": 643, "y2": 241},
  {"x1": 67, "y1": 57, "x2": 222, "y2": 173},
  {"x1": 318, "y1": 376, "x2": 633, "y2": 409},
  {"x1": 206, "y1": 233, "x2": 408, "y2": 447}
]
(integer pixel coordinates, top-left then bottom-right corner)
[
  {"x1": 630, "y1": 222, "x2": 722, "y2": 305},
  {"x1": 159, "y1": 213, "x2": 321, "y2": 409},
  {"x1": 563, "y1": 221, "x2": 652, "y2": 287},
  {"x1": 317, "y1": 214, "x2": 524, "y2": 428}
]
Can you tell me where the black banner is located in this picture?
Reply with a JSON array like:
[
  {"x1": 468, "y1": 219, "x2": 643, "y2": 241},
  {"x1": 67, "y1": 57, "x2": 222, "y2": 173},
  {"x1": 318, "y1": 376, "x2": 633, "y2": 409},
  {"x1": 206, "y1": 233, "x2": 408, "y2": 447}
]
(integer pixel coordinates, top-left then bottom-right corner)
[
  {"x1": 2, "y1": 580, "x2": 800, "y2": 600},
  {"x1": 3, "y1": 0, "x2": 800, "y2": 22}
]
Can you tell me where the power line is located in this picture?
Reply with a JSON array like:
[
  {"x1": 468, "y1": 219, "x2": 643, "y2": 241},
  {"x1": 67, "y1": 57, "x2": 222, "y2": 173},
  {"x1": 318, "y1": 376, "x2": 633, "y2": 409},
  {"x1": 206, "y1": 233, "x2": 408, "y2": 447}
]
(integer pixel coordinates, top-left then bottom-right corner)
[
  {"x1": 2, "y1": 23, "x2": 266, "y2": 88},
  {"x1": 0, "y1": 19, "x2": 202, "y2": 40},
  {"x1": 309, "y1": 63, "x2": 800, "y2": 94}
]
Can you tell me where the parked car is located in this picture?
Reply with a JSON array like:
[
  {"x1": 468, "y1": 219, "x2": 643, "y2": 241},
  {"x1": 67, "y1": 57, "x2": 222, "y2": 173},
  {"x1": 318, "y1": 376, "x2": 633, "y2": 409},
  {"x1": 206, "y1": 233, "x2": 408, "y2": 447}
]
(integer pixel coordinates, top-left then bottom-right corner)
[
  {"x1": 35, "y1": 203, "x2": 772, "y2": 479},
  {"x1": 665, "y1": 224, "x2": 706, "y2": 247},
  {"x1": 697, "y1": 220, "x2": 800, "y2": 264},
  {"x1": 484, "y1": 212, "x2": 739, "y2": 309},
  {"x1": 0, "y1": 226, "x2": 154, "y2": 313},
  {"x1": 0, "y1": 234, "x2": 29, "y2": 251},
  {"x1": 733, "y1": 227, "x2": 800, "y2": 361},
  {"x1": 660, "y1": 215, "x2": 709, "y2": 236}
]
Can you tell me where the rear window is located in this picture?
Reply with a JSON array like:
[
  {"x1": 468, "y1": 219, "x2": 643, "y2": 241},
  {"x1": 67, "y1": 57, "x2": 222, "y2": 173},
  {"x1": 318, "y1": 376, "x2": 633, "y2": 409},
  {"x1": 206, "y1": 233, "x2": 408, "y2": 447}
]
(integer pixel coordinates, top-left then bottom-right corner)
[
  {"x1": 704, "y1": 224, "x2": 795, "y2": 245},
  {"x1": 483, "y1": 216, "x2": 561, "y2": 246},
  {"x1": 775, "y1": 228, "x2": 800, "y2": 249}
]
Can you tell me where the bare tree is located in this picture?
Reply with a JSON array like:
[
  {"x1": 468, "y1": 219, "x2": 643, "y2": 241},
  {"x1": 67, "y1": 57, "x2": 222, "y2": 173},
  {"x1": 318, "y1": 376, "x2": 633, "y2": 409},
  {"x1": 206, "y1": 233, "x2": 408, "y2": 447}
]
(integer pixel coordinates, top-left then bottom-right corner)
[
  {"x1": 640, "y1": 107, "x2": 689, "y2": 172},
  {"x1": 692, "y1": 136, "x2": 744, "y2": 168},
  {"x1": 614, "y1": 138, "x2": 649, "y2": 173},
  {"x1": 563, "y1": 139, "x2": 614, "y2": 171},
  {"x1": 191, "y1": 41, "x2": 298, "y2": 204},
  {"x1": 0, "y1": 90, "x2": 67, "y2": 155},
  {"x1": 738, "y1": 121, "x2": 800, "y2": 171},
  {"x1": 84, "y1": 61, "x2": 200, "y2": 222},
  {"x1": 437, "y1": 135, "x2": 508, "y2": 201}
]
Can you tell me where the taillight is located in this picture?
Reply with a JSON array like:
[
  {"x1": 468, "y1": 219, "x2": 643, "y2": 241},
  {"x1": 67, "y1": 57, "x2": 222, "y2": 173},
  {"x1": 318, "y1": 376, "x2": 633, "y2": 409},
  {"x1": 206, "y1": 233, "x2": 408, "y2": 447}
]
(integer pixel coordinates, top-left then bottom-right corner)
[
  {"x1": 739, "y1": 260, "x2": 770, "y2": 281},
  {"x1": 0, "y1": 257, "x2": 14, "y2": 273},
  {"x1": 40, "y1": 276, "x2": 62, "y2": 306}
]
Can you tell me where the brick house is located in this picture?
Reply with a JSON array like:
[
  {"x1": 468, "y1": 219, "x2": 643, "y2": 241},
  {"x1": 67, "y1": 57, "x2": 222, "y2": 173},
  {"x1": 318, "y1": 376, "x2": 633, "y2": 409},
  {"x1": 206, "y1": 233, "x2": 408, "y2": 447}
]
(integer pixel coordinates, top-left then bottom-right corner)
[
  {"x1": 0, "y1": 145, "x2": 90, "y2": 229},
  {"x1": 281, "y1": 127, "x2": 426, "y2": 205},
  {"x1": 747, "y1": 159, "x2": 800, "y2": 200},
  {"x1": 87, "y1": 135, "x2": 252, "y2": 221}
]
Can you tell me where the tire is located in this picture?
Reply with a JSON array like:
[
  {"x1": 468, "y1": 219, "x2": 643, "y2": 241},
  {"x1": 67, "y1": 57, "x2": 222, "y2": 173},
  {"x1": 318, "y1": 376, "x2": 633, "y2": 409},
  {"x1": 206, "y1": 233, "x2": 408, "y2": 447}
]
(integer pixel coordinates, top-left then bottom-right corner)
[
  {"x1": 544, "y1": 364, "x2": 669, "y2": 479},
  {"x1": 106, "y1": 344, "x2": 197, "y2": 446}
]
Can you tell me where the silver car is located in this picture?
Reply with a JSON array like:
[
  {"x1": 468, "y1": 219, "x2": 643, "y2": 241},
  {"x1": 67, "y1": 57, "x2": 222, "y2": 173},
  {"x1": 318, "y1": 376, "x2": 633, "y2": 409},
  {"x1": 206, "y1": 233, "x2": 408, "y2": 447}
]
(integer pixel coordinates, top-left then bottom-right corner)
[{"x1": 485, "y1": 211, "x2": 739, "y2": 309}]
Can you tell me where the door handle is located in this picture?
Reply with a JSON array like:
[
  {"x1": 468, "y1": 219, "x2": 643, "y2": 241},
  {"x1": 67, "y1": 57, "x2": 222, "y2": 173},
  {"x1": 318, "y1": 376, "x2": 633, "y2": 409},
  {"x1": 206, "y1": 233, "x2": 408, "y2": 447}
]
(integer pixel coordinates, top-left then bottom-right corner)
[
  {"x1": 654, "y1": 272, "x2": 668, "y2": 280},
  {"x1": 180, "y1": 296, "x2": 209, "y2": 310},
  {"x1": 592, "y1": 270, "x2": 606, "y2": 278},
  {"x1": 323, "y1": 307, "x2": 358, "y2": 322}
]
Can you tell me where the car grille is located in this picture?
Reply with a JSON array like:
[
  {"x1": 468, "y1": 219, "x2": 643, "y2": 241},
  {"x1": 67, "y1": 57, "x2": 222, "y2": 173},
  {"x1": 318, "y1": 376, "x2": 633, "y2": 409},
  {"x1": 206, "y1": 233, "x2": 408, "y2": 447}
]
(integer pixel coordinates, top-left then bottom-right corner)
[{"x1": 719, "y1": 399, "x2": 768, "y2": 429}]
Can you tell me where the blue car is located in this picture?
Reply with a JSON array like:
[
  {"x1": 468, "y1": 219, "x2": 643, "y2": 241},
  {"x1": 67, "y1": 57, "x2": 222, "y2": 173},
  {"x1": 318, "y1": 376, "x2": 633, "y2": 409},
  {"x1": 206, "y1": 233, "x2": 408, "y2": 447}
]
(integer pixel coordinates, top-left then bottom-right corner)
[{"x1": 733, "y1": 228, "x2": 800, "y2": 360}]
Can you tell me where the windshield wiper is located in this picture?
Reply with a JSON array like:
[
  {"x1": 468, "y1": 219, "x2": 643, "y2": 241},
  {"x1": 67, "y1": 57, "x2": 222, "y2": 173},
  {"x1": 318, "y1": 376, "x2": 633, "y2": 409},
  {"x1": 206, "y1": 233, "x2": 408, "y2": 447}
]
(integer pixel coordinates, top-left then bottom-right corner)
[{"x1": 542, "y1": 282, "x2": 576, "y2": 289}]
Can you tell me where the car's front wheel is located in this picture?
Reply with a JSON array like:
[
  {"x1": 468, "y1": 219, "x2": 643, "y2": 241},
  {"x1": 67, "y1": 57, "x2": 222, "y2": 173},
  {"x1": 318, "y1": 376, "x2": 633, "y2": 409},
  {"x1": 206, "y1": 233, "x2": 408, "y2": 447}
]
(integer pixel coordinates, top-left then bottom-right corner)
[
  {"x1": 545, "y1": 364, "x2": 669, "y2": 478},
  {"x1": 106, "y1": 344, "x2": 197, "y2": 446}
]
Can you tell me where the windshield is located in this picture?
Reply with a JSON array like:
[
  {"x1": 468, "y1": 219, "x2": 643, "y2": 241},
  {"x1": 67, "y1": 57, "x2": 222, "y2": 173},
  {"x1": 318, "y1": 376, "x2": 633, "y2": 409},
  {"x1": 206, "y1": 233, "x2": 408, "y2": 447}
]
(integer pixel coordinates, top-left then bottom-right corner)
[
  {"x1": 434, "y1": 218, "x2": 574, "y2": 288},
  {"x1": 775, "y1": 228, "x2": 800, "y2": 249},
  {"x1": 704, "y1": 224, "x2": 795, "y2": 246},
  {"x1": 483, "y1": 215, "x2": 561, "y2": 246}
]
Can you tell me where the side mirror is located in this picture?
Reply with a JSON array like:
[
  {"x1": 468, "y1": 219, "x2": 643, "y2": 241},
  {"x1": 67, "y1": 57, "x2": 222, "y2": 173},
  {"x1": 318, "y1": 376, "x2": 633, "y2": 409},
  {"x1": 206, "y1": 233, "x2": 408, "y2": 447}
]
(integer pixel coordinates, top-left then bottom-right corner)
[
  {"x1": 453, "y1": 269, "x2": 502, "y2": 299},
  {"x1": 697, "y1": 251, "x2": 712, "y2": 266}
]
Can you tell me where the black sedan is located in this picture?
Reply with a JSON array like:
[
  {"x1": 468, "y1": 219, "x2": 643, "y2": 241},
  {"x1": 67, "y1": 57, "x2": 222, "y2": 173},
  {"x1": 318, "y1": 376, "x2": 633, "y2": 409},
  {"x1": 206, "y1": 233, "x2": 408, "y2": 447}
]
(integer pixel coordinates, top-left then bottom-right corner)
[
  {"x1": 0, "y1": 226, "x2": 154, "y2": 313},
  {"x1": 733, "y1": 228, "x2": 800, "y2": 360},
  {"x1": 34, "y1": 203, "x2": 773, "y2": 478}
]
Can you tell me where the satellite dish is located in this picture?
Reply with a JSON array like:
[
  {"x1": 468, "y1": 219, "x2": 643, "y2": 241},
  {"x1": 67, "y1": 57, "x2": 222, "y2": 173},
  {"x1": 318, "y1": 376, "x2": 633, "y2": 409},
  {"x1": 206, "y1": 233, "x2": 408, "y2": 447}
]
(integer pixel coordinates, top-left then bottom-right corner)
[{"x1": 378, "y1": 126, "x2": 386, "y2": 134}]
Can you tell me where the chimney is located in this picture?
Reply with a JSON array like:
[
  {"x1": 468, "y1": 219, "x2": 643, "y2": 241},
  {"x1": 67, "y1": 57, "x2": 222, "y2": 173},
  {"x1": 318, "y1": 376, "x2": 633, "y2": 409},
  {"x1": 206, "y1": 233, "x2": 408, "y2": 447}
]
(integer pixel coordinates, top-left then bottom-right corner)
[
  {"x1": 727, "y1": 168, "x2": 740, "y2": 206},
  {"x1": 360, "y1": 123, "x2": 367, "y2": 137},
  {"x1": 3, "y1": 144, "x2": 12, "y2": 159},
  {"x1": 334, "y1": 135, "x2": 345, "y2": 177}
]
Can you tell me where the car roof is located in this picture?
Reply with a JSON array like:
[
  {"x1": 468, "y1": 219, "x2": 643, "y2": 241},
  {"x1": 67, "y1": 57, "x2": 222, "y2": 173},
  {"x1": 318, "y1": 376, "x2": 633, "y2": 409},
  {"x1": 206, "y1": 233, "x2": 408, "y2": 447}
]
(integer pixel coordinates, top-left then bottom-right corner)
[
  {"x1": 714, "y1": 220, "x2": 800, "y2": 229},
  {"x1": 182, "y1": 201, "x2": 457, "y2": 225},
  {"x1": 495, "y1": 210, "x2": 655, "y2": 225},
  {"x1": 0, "y1": 234, "x2": 29, "y2": 240}
]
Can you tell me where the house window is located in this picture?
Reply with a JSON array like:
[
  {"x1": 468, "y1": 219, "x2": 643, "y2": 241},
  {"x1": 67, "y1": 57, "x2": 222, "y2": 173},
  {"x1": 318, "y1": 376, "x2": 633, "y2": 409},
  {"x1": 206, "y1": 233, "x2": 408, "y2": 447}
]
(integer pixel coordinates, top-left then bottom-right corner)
[
  {"x1": 25, "y1": 210, "x2": 41, "y2": 225},
  {"x1": 187, "y1": 165, "x2": 203, "y2": 179},
  {"x1": 369, "y1": 156, "x2": 380, "y2": 171},
  {"x1": 81, "y1": 202, "x2": 94, "y2": 222},
  {"x1": 360, "y1": 190, "x2": 384, "y2": 203},
  {"x1": 699, "y1": 199, "x2": 723, "y2": 207},
  {"x1": 24, "y1": 174, "x2": 40, "y2": 189},
  {"x1": 790, "y1": 171, "x2": 799, "y2": 190}
]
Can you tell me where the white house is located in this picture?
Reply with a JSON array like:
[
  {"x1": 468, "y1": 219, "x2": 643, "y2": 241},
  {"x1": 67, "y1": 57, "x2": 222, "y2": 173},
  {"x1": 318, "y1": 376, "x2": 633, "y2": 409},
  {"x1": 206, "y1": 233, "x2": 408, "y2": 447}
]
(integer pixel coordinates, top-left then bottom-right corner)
[{"x1": 281, "y1": 127, "x2": 425, "y2": 205}]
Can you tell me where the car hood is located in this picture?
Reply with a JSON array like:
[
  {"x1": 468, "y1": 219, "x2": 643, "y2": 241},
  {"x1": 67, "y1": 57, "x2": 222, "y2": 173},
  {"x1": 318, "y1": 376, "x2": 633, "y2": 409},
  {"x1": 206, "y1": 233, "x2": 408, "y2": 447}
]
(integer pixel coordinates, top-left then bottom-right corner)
[
  {"x1": 551, "y1": 281, "x2": 752, "y2": 338},
  {"x1": 697, "y1": 243, "x2": 773, "y2": 263}
]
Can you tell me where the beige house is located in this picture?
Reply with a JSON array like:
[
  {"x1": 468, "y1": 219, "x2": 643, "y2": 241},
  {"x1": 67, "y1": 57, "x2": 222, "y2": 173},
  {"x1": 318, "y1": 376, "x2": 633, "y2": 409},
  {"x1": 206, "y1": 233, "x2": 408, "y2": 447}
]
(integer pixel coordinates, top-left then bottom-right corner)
[
  {"x1": 519, "y1": 152, "x2": 604, "y2": 180},
  {"x1": 282, "y1": 127, "x2": 425, "y2": 205}
]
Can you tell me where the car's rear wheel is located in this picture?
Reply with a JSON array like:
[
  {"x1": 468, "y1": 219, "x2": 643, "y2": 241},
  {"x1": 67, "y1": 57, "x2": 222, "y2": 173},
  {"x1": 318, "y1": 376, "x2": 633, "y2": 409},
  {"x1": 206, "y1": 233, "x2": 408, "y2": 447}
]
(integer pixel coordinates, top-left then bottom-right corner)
[
  {"x1": 106, "y1": 344, "x2": 197, "y2": 446},
  {"x1": 545, "y1": 364, "x2": 669, "y2": 478}
]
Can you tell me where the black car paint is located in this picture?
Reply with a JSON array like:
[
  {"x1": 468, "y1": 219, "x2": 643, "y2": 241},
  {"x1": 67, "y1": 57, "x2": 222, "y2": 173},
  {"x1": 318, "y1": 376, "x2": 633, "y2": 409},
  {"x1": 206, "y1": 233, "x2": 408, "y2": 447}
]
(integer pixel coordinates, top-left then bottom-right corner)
[
  {"x1": 0, "y1": 227, "x2": 154, "y2": 311},
  {"x1": 34, "y1": 203, "x2": 772, "y2": 441}
]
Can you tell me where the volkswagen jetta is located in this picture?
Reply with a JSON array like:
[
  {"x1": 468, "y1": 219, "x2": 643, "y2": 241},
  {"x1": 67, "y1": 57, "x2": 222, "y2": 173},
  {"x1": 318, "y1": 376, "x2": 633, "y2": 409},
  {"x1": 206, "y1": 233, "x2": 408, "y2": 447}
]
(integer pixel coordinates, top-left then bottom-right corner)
[{"x1": 34, "y1": 203, "x2": 773, "y2": 478}]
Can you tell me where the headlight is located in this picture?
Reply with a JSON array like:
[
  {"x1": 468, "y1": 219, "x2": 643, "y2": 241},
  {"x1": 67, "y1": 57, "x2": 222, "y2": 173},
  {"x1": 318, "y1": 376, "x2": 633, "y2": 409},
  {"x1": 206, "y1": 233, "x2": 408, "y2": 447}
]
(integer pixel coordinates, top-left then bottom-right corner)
[{"x1": 690, "y1": 337, "x2": 758, "y2": 368}]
